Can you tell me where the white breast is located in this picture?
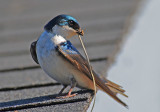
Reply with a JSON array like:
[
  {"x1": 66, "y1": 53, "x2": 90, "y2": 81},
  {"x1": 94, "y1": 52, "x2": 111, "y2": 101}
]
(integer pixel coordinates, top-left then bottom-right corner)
[{"x1": 36, "y1": 31, "x2": 74, "y2": 85}]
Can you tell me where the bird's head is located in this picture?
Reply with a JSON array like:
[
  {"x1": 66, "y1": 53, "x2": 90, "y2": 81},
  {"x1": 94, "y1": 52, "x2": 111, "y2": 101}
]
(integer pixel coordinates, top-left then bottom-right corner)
[{"x1": 44, "y1": 14, "x2": 84, "y2": 39}]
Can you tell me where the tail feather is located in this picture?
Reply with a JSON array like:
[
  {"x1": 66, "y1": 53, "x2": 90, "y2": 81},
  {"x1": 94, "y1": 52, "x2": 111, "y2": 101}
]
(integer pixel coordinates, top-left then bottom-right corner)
[
  {"x1": 106, "y1": 79, "x2": 122, "y2": 88},
  {"x1": 94, "y1": 74, "x2": 128, "y2": 108},
  {"x1": 108, "y1": 85, "x2": 128, "y2": 97},
  {"x1": 100, "y1": 75, "x2": 128, "y2": 97},
  {"x1": 96, "y1": 75, "x2": 128, "y2": 108},
  {"x1": 106, "y1": 80, "x2": 128, "y2": 97}
]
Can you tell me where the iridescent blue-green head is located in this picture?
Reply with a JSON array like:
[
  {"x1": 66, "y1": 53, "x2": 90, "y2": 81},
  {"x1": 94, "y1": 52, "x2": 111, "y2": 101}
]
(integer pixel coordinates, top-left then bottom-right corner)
[{"x1": 44, "y1": 14, "x2": 84, "y2": 38}]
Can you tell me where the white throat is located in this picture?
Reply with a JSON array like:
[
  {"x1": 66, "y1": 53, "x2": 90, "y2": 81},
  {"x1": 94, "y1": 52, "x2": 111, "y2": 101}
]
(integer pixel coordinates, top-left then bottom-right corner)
[
  {"x1": 52, "y1": 25, "x2": 77, "y2": 39},
  {"x1": 45, "y1": 26, "x2": 67, "y2": 45},
  {"x1": 42, "y1": 24, "x2": 77, "y2": 45},
  {"x1": 51, "y1": 34, "x2": 66, "y2": 45}
]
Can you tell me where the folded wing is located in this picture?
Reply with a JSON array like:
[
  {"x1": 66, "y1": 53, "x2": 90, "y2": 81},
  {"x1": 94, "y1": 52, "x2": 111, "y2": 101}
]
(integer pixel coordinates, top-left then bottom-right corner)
[
  {"x1": 56, "y1": 41, "x2": 128, "y2": 108},
  {"x1": 30, "y1": 41, "x2": 39, "y2": 64}
]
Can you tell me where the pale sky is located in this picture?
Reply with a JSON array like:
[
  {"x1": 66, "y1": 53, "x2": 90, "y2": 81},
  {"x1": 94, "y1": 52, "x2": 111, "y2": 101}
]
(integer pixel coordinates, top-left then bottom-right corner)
[{"x1": 88, "y1": 0, "x2": 160, "y2": 111}]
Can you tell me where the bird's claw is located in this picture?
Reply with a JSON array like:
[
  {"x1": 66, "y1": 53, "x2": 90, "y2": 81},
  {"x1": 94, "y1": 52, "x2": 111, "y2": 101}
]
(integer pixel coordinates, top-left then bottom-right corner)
[{"x1": 56, "y1": 93, "x2": 77, "y2": 99}]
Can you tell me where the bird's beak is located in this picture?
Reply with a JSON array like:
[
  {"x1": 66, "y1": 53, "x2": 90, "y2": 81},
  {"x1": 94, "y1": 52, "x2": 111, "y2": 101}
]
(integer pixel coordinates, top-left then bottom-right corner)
[{"x1": 76, "y1": 29, "x2": 84, "y2": 36}]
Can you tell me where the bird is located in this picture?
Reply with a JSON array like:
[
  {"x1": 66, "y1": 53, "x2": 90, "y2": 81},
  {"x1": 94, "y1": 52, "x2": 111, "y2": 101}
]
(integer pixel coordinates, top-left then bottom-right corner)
[{"x1": 30, "y1": 14, "x2": 128, "y2": 108}]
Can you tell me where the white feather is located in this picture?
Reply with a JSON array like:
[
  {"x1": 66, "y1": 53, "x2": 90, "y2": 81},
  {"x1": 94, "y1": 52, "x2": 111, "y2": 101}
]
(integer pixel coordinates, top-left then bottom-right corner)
[
  {"x1": 52, "y1": 25, "x2": 77, "y2": 39},
  {"x1": 51, "y1": 35, "x2": 66, "y2": 45}
]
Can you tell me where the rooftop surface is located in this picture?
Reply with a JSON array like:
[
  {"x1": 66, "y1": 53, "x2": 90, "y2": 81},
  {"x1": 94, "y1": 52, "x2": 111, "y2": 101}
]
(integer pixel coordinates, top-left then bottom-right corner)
[{"x1": 0, "y1": 0, "x2": 141, "y2": 111}]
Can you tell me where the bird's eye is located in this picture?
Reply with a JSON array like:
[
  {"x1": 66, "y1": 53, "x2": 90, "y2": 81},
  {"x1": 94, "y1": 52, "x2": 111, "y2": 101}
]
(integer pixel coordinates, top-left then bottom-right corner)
[
  {"x1": 68, "y1": 20, "x2": 74, "y2": 26},
  {"x1": 68, "y1": 20, "x2": 80, "y2": 30}
]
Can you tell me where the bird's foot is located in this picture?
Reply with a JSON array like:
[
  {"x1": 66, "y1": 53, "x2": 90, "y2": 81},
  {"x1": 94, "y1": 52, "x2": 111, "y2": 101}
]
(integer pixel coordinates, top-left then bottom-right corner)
[
  {"x1": 56, "y1": 93, "x2": 77, "y2": 99},
  {"x1": 56, "y1": 87, "x2": 77, "y2": 98},
  {"x1": 56, "y1": 79, "x2": 77, "y2": 99}
]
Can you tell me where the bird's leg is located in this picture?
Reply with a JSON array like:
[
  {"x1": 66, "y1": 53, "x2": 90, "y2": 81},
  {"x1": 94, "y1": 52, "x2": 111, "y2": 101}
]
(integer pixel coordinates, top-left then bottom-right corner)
[
  {"x1": 57, "y1": 78, "x2": 77, "y2": 98},
  {"x1": 64, "y1": 78, "x2": 77, "y2": 98},
  {"x1": 58, "y1": 85, "x2": 67, "y2": 95}
]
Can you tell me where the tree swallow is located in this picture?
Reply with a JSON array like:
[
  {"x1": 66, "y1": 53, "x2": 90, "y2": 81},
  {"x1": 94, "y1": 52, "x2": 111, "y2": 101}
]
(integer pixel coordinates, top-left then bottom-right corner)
[{"x1": 30, "y1": 14, "x2": 128, "y2": 107}]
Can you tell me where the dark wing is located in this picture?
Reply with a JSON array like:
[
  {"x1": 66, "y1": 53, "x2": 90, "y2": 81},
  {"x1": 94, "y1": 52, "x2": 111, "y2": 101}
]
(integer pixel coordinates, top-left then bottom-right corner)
[
  {"x1": 30, "y1": 41, "x2": 39, "y2": 64},
  {"x1": 56, "y1": 41, "x2": 127, "y2": 107}
]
